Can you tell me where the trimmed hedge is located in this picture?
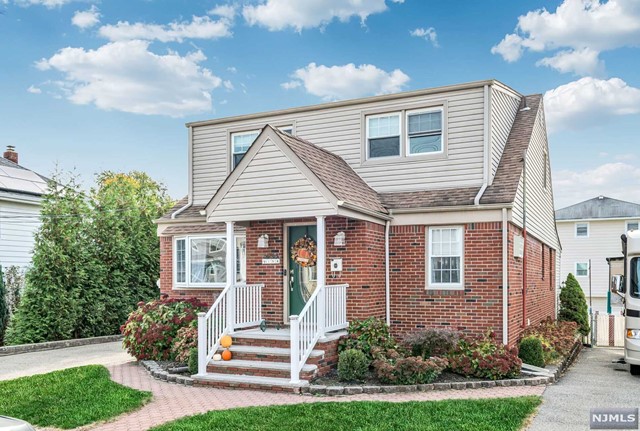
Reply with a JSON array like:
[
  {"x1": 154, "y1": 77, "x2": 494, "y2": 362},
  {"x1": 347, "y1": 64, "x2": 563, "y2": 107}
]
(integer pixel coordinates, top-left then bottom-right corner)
[{"x1": 518, "y1": 336, "x2": 545, "y2": 367}]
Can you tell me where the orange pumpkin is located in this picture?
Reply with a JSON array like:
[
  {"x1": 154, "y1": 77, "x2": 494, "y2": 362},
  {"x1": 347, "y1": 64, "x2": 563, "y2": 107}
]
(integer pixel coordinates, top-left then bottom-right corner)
[
  {"x1": 220, "y1": 335, "x2": 233, "y2": 348},
  {"x1": 221, "y1": 349, "x2": 232, "y2": 361}
]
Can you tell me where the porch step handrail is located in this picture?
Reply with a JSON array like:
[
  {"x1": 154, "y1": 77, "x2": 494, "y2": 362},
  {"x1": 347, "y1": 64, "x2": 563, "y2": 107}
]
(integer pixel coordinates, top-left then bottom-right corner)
[
  {"x1": 290, "y1": 283, "x2": 348, "y2": 383},
  {"x1": 197, "y1": 283, "x2": 264, "y2": 375}
]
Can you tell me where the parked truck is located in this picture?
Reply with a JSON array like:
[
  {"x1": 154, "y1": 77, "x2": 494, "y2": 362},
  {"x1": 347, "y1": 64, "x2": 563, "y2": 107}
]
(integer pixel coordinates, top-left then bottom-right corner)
[{"x1": 610, "y1": 230, "x2": 640, "y2": 375}]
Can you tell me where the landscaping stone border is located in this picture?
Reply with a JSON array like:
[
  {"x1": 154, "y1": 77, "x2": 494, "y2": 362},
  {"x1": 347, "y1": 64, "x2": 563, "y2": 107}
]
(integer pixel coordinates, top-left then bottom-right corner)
[
  {"x1": 140, "y1": 360, "x2": 194, "y2": 386},
  {"x1": 0, "y1": 334, "x2": 123, "y2": 356},
  {"x1": 303, "y1": 340, "x2": 584, "y2": 397}
]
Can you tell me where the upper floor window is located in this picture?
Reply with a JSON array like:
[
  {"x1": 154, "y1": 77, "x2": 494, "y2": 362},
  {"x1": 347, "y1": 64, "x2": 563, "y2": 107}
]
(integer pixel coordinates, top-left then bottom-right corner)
[
  {"x1": 627, "y1": 220, "x2": 639, "y2": 232},
  {"x1": 232, "y1": 130, "x2": 259, "y2": 169},
  {"x1": 575, "y1": 262, "x2": 589, "y2": 277},
  {"x1": 575, "y1": 222, "x2": 589, "y2": 238},
  {"x1": 366, "y1": 113, "x2": 401, "y2": 158},
  {"x1": 407, "y1": 108, "x2": 442, "y2": 155}
]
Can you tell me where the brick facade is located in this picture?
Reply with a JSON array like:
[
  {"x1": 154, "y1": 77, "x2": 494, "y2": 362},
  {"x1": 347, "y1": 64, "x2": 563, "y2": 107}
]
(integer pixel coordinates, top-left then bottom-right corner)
[{"x1": 159, "y1": 217, "x2": 556, "y2": 346}]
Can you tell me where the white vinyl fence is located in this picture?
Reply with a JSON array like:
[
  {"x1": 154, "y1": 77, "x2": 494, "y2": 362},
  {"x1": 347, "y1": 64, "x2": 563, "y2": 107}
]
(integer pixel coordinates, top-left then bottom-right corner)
[{"x1": 591, "y1": 313, "x2": 625, "y2": 347}]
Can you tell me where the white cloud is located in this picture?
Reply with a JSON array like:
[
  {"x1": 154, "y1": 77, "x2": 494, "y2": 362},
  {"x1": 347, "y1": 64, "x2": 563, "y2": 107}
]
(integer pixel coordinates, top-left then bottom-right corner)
[
  {"x1": 282, "y1": 62, "x2": 409, "y2": 101},
  {"x1": 36, "y1": 40, "x2": 222, "y2": 117},
  {"x1": 99, "y1": 15, "x2": 233, "y2": 42},
  {"x1": 14, "y1": 0, "x2": 72, "y2": 7},
  {"x1": 223, "y1": 80, "x2": 234, "y2": 91},
  {"x1": 492, "y1": 0, "x2": 640, "y2": 76},
  {"x1": 27, "y1": 85, "x2": 42, "y2": 94},
  {"x1": 227, "y1": 66, "x2": 237, "y2": 73},
  {"x1": 536, "y1": 47, "x2": 604, "y2": 76},
  {"x1": 410, "y1": 27, "x2": 438, "y2": 47},
  {"x1": 544, "y1": 77, "x2": 640, "y2": 132},
  {"x1": 242, "y1": 0, "x2": 388, "y2": 32},
  {"x1": 554, "y1": 162, "x2": 640, "y2": 209},
  {"x1": 72, "y1": 5, "x2": 100, "y2": 30},
  {"x1": 209, "y1": 4, "x2": 237, "y2": 20}
]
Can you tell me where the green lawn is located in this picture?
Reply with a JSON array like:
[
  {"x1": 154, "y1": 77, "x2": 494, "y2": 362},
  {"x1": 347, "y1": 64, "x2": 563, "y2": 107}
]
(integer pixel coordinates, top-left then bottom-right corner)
[
  {"x1": 151, "y1": 396, "x2": 541, "y2": 431},
  {"x1": 0, "y1": 365, "x2": 151, "y2": 429}
]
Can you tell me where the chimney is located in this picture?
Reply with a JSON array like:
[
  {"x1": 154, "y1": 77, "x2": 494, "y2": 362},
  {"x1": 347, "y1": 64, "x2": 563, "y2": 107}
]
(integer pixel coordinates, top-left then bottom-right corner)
[{"x1": 3, "y1": 145, "x2": 18, "y2": 164}]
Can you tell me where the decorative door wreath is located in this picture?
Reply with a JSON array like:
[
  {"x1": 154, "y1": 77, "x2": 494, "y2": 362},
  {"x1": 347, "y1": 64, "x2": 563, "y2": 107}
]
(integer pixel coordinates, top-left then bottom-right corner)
[{"x1": 290, "y1": 235, "x2": 317, "y2": 267}]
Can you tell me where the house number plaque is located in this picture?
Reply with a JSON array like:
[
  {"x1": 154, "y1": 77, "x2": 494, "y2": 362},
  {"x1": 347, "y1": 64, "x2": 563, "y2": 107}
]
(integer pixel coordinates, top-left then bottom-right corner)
[{"x1": 262, "y1": 258, "x2": 280, "y2": 265}]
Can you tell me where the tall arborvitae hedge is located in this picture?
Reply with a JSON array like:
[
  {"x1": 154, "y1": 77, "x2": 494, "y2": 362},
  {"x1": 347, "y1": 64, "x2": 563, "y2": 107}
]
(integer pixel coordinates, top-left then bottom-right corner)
[{"x1": 559, "y1": 273, "x2": 590, "y2": 336}]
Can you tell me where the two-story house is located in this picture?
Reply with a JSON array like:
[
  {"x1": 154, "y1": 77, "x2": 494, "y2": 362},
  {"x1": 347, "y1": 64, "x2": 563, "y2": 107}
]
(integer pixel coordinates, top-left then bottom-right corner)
[
  {"x1": 156, "y1": 79, "x2": 560, "y2": 391},
  {"x1": 556, "y1": 196, "x2": 640, "y2": 314}
]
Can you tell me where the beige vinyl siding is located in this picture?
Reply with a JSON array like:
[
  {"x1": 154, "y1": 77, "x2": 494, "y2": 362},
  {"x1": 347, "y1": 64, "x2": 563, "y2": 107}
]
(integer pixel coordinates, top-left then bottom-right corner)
[
  {"x1": 0, "y1": 200, "x2": 40, "y2": 267},
  {"x1": 490, "y1": 87, "x2": 521, "y2": 184},
  {"x1": 208, "y1": 139, "x2": 335, "y2": 222},
  {"x1": 511, "y1": 105, "x2": 559, "y2": 250},
  {"x1": 192, "y1": 87, "x2": 487, "y2": 204},
  {"x1": 557, "y1": 219, "x2": 631, "y2": 311}
]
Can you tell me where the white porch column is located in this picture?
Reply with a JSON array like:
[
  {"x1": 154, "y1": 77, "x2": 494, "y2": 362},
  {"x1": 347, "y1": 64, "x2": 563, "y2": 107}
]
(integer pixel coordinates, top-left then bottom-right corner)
[
  {"x1": 226, "y1": 221, "x2": 236, "y2": 333},
  {"x1": 316, "y1": 215, "x2": 326, "y2": 338}
]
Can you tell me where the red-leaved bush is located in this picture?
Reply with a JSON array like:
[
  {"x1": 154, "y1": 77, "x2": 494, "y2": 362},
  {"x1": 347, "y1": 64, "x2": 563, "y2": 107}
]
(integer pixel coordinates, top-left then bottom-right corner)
[
  {"x1": 121, "y1": 296, "x2": 206, "y2": 361},
  {"x1": 171, "y1": 324, "x2": 198, "y2": 363},
  {"x1": 372, "y1": 351, "x2": 448, "y2": 385},
  {"x1": 448, "y1": 331, "x2": 522, "y2": 380}
]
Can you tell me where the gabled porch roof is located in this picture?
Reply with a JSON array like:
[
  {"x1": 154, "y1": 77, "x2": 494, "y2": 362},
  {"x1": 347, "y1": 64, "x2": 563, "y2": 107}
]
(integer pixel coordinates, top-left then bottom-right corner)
[{"x1": 205, "y1": 126, "x2": 390, "y2": 224}]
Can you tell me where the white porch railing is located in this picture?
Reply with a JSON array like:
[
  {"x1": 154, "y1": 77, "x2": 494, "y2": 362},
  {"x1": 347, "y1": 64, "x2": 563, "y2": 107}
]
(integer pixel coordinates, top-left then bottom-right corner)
[
  {"x1": 197, "y1": 283, "x2": 264, "y2": 375},
  {"x1": 290, "y1": 283, "x2": 348, "y2": 383}
]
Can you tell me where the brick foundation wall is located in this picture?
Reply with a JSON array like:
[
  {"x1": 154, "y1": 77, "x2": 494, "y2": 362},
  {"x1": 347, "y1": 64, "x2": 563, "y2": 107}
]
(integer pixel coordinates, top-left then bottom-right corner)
[
  {"x1": 507, "y1": 223, "x2": 556, "y2": 345},
  {"x1": 389, "y1": 223, "x2": 505, "y2": 341}
]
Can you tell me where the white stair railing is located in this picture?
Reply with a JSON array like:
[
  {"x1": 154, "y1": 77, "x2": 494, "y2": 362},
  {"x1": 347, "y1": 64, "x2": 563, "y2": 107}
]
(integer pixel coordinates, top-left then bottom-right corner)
[
  {"x1": 290, "y1": 283, "x2": 348, "y2": 383},
  {"x1": 197, "y1": 283, "x2": 264, "y2": 375}
]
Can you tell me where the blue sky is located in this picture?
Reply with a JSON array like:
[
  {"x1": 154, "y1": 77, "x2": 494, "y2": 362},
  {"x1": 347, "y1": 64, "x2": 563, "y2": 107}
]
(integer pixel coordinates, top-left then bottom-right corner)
[{"x1": 1, "y1": 0, "x2": 639, "y2": 208}]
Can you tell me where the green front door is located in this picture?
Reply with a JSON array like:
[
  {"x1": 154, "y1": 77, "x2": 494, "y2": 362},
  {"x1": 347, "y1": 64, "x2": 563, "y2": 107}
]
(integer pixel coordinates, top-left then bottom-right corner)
[{"x1": 288, "y1": 225, "x2": 318, "y2": 316}]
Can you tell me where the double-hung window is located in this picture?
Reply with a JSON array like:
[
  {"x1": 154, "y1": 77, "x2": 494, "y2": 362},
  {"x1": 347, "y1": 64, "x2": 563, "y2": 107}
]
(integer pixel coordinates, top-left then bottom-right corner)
[
  {"x1": 366, "y1": 113, "x2": 401, "y2": 158},
  {"x1": 627, "y1": 221, "x2": 639, "y2": 232},
  {"x1": 174, "y1": 235, "x2": 246, "y2": 287},
  {"x1": 575, "y1": 262, "x2": 589, "y2": 277},
  {"x1": 575, "y1": 222, "x2": 589, "y2": 238},
  {"x1": 407, "y1": 108, "x2": 443, "y2": 155},
  {"x1": 231, "y1": 130, "x2": 260, "y2": 169},
  {"x1": 428, "y1": 226, "x2": 464, "y2": 289}
]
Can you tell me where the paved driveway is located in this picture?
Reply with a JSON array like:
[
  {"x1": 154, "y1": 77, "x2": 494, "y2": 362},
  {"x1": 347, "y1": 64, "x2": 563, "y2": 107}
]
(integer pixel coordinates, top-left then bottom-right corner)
[
  {"x1": 0, "y1": 341, "x2": 134, "y2": 381},
  {"x1": 527, "y1": 347, "x2": 640, "y2": 431}
]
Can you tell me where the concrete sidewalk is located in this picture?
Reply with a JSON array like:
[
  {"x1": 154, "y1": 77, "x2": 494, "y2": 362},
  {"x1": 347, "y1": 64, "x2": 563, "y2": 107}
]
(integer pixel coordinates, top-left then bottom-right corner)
[
  {"x1": 527, "y1": 347, "x2": 640, "y2": 431},
  {"x1": 0, "y1": 341, "x2": 134, "y2": 380}
]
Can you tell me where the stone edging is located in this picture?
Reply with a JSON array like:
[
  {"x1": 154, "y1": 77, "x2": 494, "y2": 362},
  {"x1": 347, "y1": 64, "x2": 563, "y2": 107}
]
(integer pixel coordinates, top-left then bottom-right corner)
[
  {"x1": 304, "y1": 340, "x2": 584, "y2": 397},
  {"x1": 0, "y1": 334, "x2": 123, "y2": 356},
  {"x1": 141, "y1": 360, "x2": 194, "y2": 386}
]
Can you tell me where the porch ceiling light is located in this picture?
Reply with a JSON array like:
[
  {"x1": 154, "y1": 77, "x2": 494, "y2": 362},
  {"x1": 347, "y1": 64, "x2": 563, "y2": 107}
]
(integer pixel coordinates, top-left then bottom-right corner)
[
  {"x1": 334, "y1": 231, "x2": 346, "y2": 247},
  {"x1": 258, "y1": 234, "x2": 269, "y2": 248}
]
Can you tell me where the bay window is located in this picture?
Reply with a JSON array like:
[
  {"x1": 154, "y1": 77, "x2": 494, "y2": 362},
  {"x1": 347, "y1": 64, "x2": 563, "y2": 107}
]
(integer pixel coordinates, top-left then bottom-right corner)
[
  {"x1": 174, "y1": 235, "x2": 246, "y2": 287},
  {"x1": 428, "y1": 226, "x2": 464, "y2": 289}
]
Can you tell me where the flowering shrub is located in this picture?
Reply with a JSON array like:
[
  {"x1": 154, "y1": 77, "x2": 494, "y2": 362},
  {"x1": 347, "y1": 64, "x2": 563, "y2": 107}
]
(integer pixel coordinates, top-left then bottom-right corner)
[
  {"x1": 372, "y1": 350, "x2": 448, "y2": 385},
  {"x1": 338, "y1": 317, "x2": 397, "y2": 360},
  {"x1": 171, "y1": 324, "x2": 198, "y2": 363},
  {"x1": 121, "y1": 296, "x2": 206, "y2": 361},
  {"x1": 521, "y1": 317, "x2": 578, "y2": 364},
  {"x1": 401, "y1": 328, "x2": 460, "y2": 359},
  {"x1": 448, "y1": 331, "x2": 522, "y2": 380}
]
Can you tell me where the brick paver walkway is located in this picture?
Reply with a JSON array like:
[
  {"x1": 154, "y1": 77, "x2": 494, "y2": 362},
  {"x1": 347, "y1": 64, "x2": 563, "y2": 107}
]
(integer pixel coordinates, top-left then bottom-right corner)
[{"x1": 69, "y1": 362, "x2": 544, "y2": 431}]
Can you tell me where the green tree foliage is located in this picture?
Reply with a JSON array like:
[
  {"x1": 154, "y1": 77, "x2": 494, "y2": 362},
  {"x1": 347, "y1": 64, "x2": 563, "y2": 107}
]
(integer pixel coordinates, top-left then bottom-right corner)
[
  {"x1": 4, "y1": 266, "x2": 25, "y2": 317},
  {"x1": 0, "y1": 266, "x2": 9, "y2": 345},
  {"x1": 518, "y1": 336, "x2": 545, "y2": 367},
  {"x1": 559, "y1": 273, "x2": 590, "y2": 336},
  {"x1": 6, "y1": 171, "x2": 173, "y2": 345}
]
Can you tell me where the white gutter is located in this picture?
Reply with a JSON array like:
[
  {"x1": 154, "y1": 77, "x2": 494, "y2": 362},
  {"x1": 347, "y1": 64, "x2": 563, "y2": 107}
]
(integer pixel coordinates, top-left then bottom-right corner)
[
  {"x1": 171, "y1": 126, "x2": 194, "y2": 219},
  {"x1": 474, "y1": 84, "x2": 491, "y2": 205},
  {"x1": 502, "y1": 207, "x2": 509, "y2": 345},
  {"x1": 385, "y1": 220, "x2": 391, "y2": 326}
]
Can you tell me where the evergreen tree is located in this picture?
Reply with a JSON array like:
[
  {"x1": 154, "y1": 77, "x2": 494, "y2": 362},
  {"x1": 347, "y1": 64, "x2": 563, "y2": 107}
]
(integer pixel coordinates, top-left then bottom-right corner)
[
  {"x1": 559, "y1": 273, "x2": 590, "y2": 336},
  {"x1": 0, "y1": 266, "x2": 9, "y2": 345}
]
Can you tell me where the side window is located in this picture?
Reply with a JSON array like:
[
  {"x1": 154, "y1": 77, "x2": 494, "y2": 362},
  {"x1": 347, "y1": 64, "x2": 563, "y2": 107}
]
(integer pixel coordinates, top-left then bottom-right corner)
[
  {"x1": 231, "y1": 130, "x2": 260, "y2": 169},
  {"x1": 428, "y1": 226, "x2": 464, "y2": 289},
  {"x1": 575, "y1": 222, "x2": 589, "y2": 238},
  {"x1": 627, "y1": 221, "x2": 639, "y2": 232},
  {"x1": 575, "y1": 262, "x2": 589, "y2": 277},
  {"x1": 407, "y1": 108, "x2": 443, "y2": 155},
  {"x1": 366, "y1": 113, "x2": 401, "y2": 158}
]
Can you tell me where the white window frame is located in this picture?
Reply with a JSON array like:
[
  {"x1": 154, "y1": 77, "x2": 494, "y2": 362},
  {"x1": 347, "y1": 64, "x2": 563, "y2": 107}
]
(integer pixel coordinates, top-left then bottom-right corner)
[
  {"x1": 575, "y1": 262, "x2": 589, "y2": 278},
  {"x1": 173, "y1": 234, "x2": 246, "y2": 288},
  {"x1": 365, "y1": 111, "x2": 402, "y2": 160},
  {"x1": 426, "y1": 225, "x2": 464, "y2": 290},
  {"x1": 406, "y1": 107, "x2": 444, "y2": 157},
  {"x1": 231, "y1": 130, "x2": 260, "y2": 170},
  {"x1": 627, "y1": 220, "x2": 639, "y2": 232},
  {"x1": 575, "y1": 222, "x2": 589, "y2": 238}
]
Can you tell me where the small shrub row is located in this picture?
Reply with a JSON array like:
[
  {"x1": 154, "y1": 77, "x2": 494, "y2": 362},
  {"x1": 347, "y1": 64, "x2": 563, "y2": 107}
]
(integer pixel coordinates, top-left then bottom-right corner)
[
  {"x1": 401, "y1": 328, "x2": 459, "y2": 359},
  {"x1": 521, "y1": 317, "x2": 578, "y2": 364},
  {"x1": 448, "y1": 332, "x2": 522, "y2": 380},
  {"x1": 372, "y1": 350, "x2": 448, "y2": 385},
  {"x1": 337, "y1": 349, "x2": 370, "y2": 382}
]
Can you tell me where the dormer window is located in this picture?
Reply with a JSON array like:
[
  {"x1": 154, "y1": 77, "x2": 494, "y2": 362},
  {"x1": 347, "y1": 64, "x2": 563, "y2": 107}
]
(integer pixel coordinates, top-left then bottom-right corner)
[
  {"x1": 366, "y1": 113, "x2": 401, "y2": 158},
  {"x1": 231, "y1": 130, "x2": 260, "y2": 169},
  {"x1": 407, "y1": 108, "x2": 442, "y2": 155}
]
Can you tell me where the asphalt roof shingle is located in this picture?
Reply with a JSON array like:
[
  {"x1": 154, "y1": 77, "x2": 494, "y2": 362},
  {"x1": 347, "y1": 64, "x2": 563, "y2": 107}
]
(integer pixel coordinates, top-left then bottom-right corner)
[{"x1": 556, "y1": 196, "x2": 640, "y2": 220}]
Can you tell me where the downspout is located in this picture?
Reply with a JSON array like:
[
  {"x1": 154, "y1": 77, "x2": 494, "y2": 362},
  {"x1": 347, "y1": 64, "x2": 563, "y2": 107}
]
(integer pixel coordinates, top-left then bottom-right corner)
[
  {"x1": 474, "y1": 84, "x2": 491, "y2": 205},
  {"x1": 385, "y1": 220, "x2": 391, "y2": 326},
  {"x1": 172, "y1": 126, "x2": 194, "y2": 219},
  {"x1": 502, "y1": 208, "x2": 509, "y2": 345},
  {"x1": 522, "y1": 150, "x2": 528, "y2": 327}
]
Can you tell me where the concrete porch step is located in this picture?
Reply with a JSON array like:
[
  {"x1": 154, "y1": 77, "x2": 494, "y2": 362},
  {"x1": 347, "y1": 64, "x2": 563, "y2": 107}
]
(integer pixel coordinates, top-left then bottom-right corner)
[
  {"x1": 193, "y1": 373, "x2": 309, "y2": 393},
  {"x1": 217, "y1": 345, "x2": 325, "y2": 364},
  {"x1": 207, "y1": 359, "x2": 318, "y2": 380}
]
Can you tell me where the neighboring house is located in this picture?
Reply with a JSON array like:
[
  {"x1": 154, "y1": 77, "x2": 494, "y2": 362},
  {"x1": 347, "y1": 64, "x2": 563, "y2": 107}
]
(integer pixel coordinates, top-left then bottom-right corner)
[
  {"x1": 156, "y1": 79, "x2": 560, "y2": 391},
  {"x1": 0, "y1": 146, "x2": 47, "y2": 269},
  {"x1": 556, "y1": 196, "x2": 640, "y2": 314}
]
